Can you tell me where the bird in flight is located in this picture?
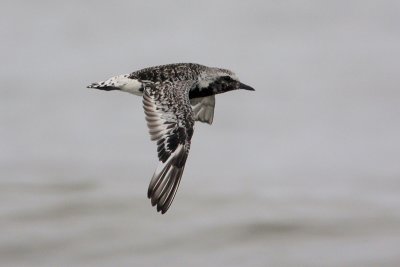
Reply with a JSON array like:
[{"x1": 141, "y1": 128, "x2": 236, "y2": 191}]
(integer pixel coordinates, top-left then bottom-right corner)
[{"x1": 88, "y1": 63, "x2": 254, "y2": 214}]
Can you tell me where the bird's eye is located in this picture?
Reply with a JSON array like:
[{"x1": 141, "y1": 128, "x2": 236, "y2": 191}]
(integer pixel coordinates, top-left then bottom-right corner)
[{"x1": 223, "y1": 76, "x2": 232, "y2": 81}]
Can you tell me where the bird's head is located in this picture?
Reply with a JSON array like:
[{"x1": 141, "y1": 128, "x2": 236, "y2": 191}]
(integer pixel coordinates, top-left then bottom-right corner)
[{"x1": 198, "y1": 67, "x2": 255, "y2": 94}]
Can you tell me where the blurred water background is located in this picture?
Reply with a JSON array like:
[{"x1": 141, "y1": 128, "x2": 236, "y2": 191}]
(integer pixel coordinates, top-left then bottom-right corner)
[{"x1": 1, "y1": 1, "x2": 400, "y2": 266}]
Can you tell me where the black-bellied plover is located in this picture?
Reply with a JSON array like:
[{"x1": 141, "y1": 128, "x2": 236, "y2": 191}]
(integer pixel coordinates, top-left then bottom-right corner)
[{"x1": 88, "y1": 63, "x2": 254, "y2": 214}]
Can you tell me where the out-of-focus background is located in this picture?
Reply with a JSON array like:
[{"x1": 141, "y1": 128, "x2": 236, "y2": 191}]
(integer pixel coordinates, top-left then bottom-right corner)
[{"x1": 1, "y1": 1, "x2": 400, "y2": 266}]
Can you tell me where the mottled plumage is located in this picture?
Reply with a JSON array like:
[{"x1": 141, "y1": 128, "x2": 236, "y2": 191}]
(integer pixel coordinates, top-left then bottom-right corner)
[{"x1": 88, "y1": 63, "x2": 254, "y2": 214}]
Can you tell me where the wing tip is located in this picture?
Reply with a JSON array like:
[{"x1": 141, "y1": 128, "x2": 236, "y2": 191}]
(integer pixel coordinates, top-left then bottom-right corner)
[{"x1": 147, "y1": 145, "x2": 187, "y2": 215}]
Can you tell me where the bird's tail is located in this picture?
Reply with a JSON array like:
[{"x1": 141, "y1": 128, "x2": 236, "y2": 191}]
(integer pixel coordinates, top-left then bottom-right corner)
[
  {"x1": 87, "y1": 76, "x2": 120, "y2": 91},
  {"x1": 87, "y1": 74, "x2": 143, "y2": 95}
]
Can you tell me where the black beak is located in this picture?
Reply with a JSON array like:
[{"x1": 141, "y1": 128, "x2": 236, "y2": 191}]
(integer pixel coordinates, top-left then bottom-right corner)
[{"x1": 239, "y1": 82, "x2": 255, "y2": 91}]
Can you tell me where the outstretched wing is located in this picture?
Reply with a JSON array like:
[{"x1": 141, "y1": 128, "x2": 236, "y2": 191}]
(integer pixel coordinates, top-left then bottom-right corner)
[
  {"x1": 190, "y1": 95, "x2": 215, "y2": 125},
  {"x1": 142, "y1": 81, "x2": 194, "y2": 214}
]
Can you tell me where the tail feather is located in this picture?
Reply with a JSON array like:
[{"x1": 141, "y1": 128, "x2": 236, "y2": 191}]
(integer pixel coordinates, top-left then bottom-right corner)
[
  {"x1": 87, "y1": 81, "x2": 118, "y2": 91},
  {"x1": 87, "y1": 82, "x2": 102, "y2": 88},
  {"x1": 87, "y1": 74, "x2": 143, "y2": 95}
]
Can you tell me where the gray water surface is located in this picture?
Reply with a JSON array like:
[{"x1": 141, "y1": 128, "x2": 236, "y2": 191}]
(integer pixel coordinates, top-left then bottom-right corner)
[{"x1": 1, "y1": 1, "x2": 400, "y2": 266}]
